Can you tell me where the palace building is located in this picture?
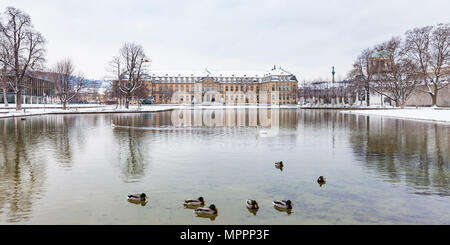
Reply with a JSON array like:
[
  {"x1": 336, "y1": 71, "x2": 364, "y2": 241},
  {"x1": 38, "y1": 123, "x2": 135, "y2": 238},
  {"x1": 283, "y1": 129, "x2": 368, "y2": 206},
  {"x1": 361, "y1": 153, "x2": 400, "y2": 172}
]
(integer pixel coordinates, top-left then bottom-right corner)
[{"x1": 144, "y1": 66, "x2": 299, "y2": 105}]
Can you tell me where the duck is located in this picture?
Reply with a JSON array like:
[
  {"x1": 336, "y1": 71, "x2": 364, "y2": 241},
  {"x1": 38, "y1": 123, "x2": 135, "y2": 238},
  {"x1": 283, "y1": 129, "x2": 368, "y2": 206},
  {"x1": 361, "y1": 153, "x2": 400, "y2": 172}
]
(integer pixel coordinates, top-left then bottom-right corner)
[
  {"x1": 127, "y1": 193, "x2": 147, "y2": 201},
  {"x1": 184, "y1": 197, "x2": 205, "y2": 206},
  {"x1": 317, "y1": 176, "x2": 326, "y2": 183},
  {"x1": 111, "y1": 120, "x2": 116, "y2": 128},
  {"x1": 246, "y1": 200, "x2": 259, "y2": 210},
  {"x1": 274, "y1": 161, "x2": 283, "y2": 168},
  {"x1": 194, "y1": 204, "x2": 218, "y2": 215},
  {"x1": 273, "y1": 200, "x2": 293, "y2": 209},
  {"x1": 20, "y1": 117, "x2": 26, "y2": 120}
]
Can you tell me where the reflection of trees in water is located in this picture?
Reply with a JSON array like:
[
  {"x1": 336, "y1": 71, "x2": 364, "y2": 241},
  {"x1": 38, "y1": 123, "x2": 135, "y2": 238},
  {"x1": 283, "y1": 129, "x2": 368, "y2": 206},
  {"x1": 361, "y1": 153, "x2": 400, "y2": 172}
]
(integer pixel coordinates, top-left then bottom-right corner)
[
  {"x1": 0, "y1": 119, "x2": 47, "y2": 223},
  {"x1": 44, "y1": 116, "x2": 75, "y2": 168},
  {"x1": 298, "y1": 110, "x2": 449, "y2": 196},
  {"x1": 346, "y1": 114, "x2": 449, "y2": 196},
  {"x1": 112, "y1": 127, "x2": 149, "y2": 182}
]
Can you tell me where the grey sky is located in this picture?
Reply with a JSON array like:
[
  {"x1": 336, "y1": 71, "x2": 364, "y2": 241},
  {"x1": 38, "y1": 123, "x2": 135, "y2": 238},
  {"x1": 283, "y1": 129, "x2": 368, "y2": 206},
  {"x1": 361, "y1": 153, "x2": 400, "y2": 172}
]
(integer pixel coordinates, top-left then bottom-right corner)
[{"x1": 1, "y1": 0, "x2": 449, "y2": 81}]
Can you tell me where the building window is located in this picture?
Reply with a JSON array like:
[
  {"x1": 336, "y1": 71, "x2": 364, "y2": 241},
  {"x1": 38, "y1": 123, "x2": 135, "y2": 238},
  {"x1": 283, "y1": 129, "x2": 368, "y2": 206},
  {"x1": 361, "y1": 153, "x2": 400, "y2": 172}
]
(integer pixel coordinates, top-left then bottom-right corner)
[
  {"x1": 272, "y1": 85, "x2": 275, "y2": 91},
  {"x1": 225, "y1": 86, "x2": 228, "y2": 91}
]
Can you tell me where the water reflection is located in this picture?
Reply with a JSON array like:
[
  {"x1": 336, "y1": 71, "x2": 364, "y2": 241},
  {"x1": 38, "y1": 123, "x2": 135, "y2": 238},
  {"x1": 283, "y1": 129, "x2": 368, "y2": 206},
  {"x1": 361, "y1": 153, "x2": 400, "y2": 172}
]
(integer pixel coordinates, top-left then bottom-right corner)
[
  {"x1": 274, "y1": 206, "x2": 293, "y2": 215},
  {"x1": 195, "y1": 213, "x2": 218, "y2": 221},
  {"x1": 0, "y1": 118, "x2": 47, "y2": 223},
  {"x1": 0, "y1": 109, "x2": 449, "y2": 224},
  {"x1": 344, "y1": 114, "x2": 449, "y2": 196},
  {"x1": 112, "y1": 109, "x2": 299, "y2": 129},
  {"x1": 112, "y1": 126, "x2": 149, "y2": 183},
  {"x1": 127, "y1": 199, "x2": 148, "y2": 206}
]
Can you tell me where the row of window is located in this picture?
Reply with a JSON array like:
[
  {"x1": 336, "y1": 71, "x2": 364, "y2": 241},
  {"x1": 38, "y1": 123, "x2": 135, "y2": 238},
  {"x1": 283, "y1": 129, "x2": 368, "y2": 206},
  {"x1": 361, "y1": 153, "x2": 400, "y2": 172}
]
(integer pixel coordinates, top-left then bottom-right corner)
[
  {"x1": 150, "y1": 75, "x2": 294, "y2": 83},
  {"x1": 159, "y1": 94, "x2": 294, "y2": 102},
  {"x1": 153, "y1": 84, "x2": 294, "y2": 92}
]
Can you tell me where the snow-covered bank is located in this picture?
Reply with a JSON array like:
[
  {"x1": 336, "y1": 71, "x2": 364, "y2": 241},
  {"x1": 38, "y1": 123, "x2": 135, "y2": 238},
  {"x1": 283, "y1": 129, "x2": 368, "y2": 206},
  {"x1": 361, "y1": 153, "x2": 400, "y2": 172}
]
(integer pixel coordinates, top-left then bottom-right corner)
[
  {"x1": 0, "y1": 104, "x2": 300, "y2": 119},
  {"x1": 342, "y1": 108, "x2": 450, "y2": 123},
  {"x1": 0, "y1": 105, "x2": 177, "y2": 119}
]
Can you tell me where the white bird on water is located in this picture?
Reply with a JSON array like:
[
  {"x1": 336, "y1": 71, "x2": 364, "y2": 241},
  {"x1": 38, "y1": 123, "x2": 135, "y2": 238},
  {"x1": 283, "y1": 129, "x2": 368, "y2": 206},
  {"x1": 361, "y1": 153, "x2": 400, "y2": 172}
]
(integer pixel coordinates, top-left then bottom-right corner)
[{"x1": 111, "y1": 120, "x2": 116, "y2": 128}]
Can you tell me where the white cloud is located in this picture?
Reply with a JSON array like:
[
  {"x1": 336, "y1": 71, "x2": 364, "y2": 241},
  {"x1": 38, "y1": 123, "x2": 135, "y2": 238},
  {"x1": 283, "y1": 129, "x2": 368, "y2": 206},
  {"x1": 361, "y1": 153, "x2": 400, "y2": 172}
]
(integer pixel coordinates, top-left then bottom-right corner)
[{"x1": 1, "y1": 0, "x2": 449, "y2": 81}]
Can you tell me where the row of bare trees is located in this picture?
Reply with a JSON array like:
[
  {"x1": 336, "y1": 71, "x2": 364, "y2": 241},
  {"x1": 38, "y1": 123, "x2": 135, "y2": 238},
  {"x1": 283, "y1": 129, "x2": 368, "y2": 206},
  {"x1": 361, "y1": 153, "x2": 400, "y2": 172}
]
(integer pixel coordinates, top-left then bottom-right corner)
[
  {"x1": 0, "y1": 7, "x2": 86, "y2": 110},
  {"x1": 297, "y1": 80, "x2": 359, "y2": 105},
  {"x1": 349, "y1": 23, "x2": 449, "y2": 107}
]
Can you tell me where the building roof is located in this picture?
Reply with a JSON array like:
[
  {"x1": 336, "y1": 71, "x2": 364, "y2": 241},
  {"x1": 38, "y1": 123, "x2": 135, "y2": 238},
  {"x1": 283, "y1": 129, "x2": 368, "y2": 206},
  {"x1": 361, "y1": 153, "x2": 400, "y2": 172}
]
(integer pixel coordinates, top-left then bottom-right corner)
[
  {"x1": 372, "y1": 50, "x2": 391, "y2": 58},
  {"x1": 148, "y1": 66, "x2": 295, "y2": 78}
]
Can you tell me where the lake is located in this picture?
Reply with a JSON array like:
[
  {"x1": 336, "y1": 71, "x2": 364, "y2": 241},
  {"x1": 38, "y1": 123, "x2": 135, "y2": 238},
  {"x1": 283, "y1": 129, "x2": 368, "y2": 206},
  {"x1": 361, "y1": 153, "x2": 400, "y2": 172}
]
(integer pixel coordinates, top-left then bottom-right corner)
[{"x1": 0, "y1": 108, "x2": 449, "y2": 224}]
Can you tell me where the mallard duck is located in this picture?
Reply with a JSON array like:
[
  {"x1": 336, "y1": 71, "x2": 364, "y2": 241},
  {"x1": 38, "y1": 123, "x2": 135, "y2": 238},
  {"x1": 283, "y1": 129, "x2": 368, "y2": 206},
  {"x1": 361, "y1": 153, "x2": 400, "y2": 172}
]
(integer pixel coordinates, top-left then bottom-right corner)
[
  {"x1": 194, "y1": 204, "x2": 218, "y2": 215},
  {"x1": 273, "y1": 200, "x2": 293, "y2": 209},
  {"x1": 127, "y1": 193, "x2": 147, "y2": 201},
  {"x1": 317, "y1": 176, "x2": 326, "y2": 183},
  {"x1": 275, "y1": 161, "x2": 283, "y2": 168},
  {"x1": 20, "y1": 117, "x2": 26, "y2": 120},
  {"x1": 246, "y1": 200, "x2": 259, "y2": 210},
  {"x1": 184, "y1": 197, "x2": 205, "y2": 206}
]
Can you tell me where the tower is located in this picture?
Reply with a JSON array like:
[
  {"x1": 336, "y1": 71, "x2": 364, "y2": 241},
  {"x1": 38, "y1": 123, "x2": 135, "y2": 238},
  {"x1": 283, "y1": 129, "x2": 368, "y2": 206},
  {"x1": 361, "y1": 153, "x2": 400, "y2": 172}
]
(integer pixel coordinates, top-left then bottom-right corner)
[{"x1": 331, "y1": 66, "x2": 335, "y2": 83}]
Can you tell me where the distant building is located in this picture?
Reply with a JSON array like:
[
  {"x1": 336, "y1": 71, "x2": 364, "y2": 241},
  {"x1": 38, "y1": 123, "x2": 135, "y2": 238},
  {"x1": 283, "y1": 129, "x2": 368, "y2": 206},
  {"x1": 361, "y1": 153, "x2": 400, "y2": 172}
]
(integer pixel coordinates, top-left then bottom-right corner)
[
  {"x1": 143, "y1": 66, "x2": 299, "y2": 105},
  {"x1": 1, "y1": 71, "x2": 56, "y2": 104}
]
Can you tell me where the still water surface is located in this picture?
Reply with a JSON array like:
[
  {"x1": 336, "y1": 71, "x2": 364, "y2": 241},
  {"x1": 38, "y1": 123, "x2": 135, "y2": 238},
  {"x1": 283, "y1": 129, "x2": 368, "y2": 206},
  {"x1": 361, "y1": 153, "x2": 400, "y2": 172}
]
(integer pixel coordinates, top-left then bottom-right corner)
[{"x1": 0, "y1": 109, "x2": 449, "y2": 224}]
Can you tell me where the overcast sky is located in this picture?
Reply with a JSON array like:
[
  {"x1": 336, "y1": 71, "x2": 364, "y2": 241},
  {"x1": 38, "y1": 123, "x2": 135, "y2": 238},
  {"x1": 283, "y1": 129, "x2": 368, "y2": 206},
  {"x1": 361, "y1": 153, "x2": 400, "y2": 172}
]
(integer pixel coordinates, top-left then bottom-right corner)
[{"x1": 1, "y1": 0, "x2": 449, "y2": 81}]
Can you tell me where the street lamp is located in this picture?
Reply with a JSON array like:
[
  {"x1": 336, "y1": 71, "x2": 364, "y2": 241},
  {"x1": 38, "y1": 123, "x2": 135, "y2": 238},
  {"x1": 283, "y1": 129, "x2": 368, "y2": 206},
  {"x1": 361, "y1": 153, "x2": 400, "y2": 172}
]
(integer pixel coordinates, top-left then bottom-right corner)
[{"x1": 43, "y1": 92, "x2": 46, "y2": 111}]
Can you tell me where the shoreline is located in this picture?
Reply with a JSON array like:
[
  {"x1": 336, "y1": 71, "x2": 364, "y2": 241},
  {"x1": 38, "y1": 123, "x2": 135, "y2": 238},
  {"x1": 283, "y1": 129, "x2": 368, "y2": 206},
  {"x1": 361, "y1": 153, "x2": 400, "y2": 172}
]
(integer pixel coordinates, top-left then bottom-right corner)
[
  {"x1": 2, "y1": 104, "x2": 450, "y2": 124},
  {"x1": 341, "y1": 108, "x2": 450, "y2": 124}
]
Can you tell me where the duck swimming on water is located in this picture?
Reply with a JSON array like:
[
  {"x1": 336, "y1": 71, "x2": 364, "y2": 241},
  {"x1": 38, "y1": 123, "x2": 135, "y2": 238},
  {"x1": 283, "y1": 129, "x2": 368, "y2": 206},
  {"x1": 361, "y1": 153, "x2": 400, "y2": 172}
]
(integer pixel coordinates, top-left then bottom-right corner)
[
  {"x1": 127, "y1": 193, "x2": 147, "y2": 201},
  {"x1": 194, "y1": 204, "x2": 218, "y2": 215},
  {"x1": 184, "y1": 197, "x2": 205, "y2": 206},
  {"x1": 317, "y1": 176, "x2": 326, "y2": 186},
  {"x1": 273, "y1": 200, "x2": 293, "y2": 209},
  {"x1": 275, "y1": 161, "x2": 283, "y2": 169},
  {"x1": 246, "y1": 200, "x2": 259, "y2": 210}
]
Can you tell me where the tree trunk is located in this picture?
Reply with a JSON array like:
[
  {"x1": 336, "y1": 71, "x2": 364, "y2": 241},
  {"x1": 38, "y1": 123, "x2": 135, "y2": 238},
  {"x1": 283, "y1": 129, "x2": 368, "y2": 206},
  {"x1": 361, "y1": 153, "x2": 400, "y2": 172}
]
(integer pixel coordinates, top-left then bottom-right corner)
[
  {"x1": 2, "y1": 88, "x2": 8, "y2": 107},
  {"x1": 63, "y1": 101, "x2": 67, "y2": 110},
  {"x1": 431, "y1": 88, "x2": 438, "y2": 107},
  {"x1": 125, "y1": 94, "x2": 130, "y2": 109},
  {"x1": 365, "y1": 83, "x2": 370, "y2": 107},
  {"x1": 16, "y1": 90, "x2": 22, "y2": 111}
]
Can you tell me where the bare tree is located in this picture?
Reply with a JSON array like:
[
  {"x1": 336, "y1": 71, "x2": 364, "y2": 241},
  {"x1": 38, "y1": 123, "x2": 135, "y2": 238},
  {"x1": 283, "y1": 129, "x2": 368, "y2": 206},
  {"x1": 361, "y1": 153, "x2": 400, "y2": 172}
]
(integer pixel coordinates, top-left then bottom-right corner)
[
  {"x1": 0, "y1": 31, "x2": 10, "y2": 107},
  {"x1": 50, "y1": 59, "x2": 85, "y2": 110},
  {"x1": 109, "y1": 43, "x2": 149, "y2": 109},
  {"x1": 0, "y1": 7, "x2": 46, "y2": 110},
  {"x1": 0, "y1": 60, "x2": 8, "y2": 106},
  {"x1": 348, "y1": 48, "x2": 375, "y2": 106},
  {"x1": 370, "y1": 37, "x2": 420, "y2": 108},
  {"x1": 405, "y1": 23, "x2": 450, "y2": 107}
]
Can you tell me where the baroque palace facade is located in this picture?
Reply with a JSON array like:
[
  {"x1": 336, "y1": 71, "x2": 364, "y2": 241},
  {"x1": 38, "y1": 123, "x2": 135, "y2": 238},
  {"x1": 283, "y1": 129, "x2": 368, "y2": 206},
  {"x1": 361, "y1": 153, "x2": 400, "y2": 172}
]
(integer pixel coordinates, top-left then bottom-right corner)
[{"x1": 144, "y1": 66, "x2": 299, "y2": 105}]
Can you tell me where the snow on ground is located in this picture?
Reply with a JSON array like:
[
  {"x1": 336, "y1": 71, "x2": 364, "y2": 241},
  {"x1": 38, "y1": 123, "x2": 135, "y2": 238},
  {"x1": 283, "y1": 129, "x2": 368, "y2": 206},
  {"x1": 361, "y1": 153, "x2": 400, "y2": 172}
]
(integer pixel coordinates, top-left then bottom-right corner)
[
  {"x1": 0, "y1": 104, "x2": 177, "y2": 118},
  {"x1": 0, "y1": 103, "x2": 299, "y2": 119},
  {"x1": 342, "y1": 107, "x2": 450, "y2": 123}
]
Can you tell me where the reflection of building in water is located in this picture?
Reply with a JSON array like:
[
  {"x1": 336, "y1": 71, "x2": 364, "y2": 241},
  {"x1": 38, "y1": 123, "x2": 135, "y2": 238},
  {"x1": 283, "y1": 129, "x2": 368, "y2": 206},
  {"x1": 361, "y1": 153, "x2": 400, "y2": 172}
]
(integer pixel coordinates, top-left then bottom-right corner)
[
  {"x1": 139, "y1": 66, "x2": 299, "y2": 105},
  {"x1": 113, "y1": 109, "x2": 299, "y2": 129}
]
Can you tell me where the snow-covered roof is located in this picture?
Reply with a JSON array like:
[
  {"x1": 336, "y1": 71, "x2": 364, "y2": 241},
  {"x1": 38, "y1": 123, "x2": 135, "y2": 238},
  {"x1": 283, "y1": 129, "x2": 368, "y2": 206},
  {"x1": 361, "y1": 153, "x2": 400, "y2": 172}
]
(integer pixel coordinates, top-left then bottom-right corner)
[{"x1": 148, "y1": 65, "x2": 296, "y2": 78}]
